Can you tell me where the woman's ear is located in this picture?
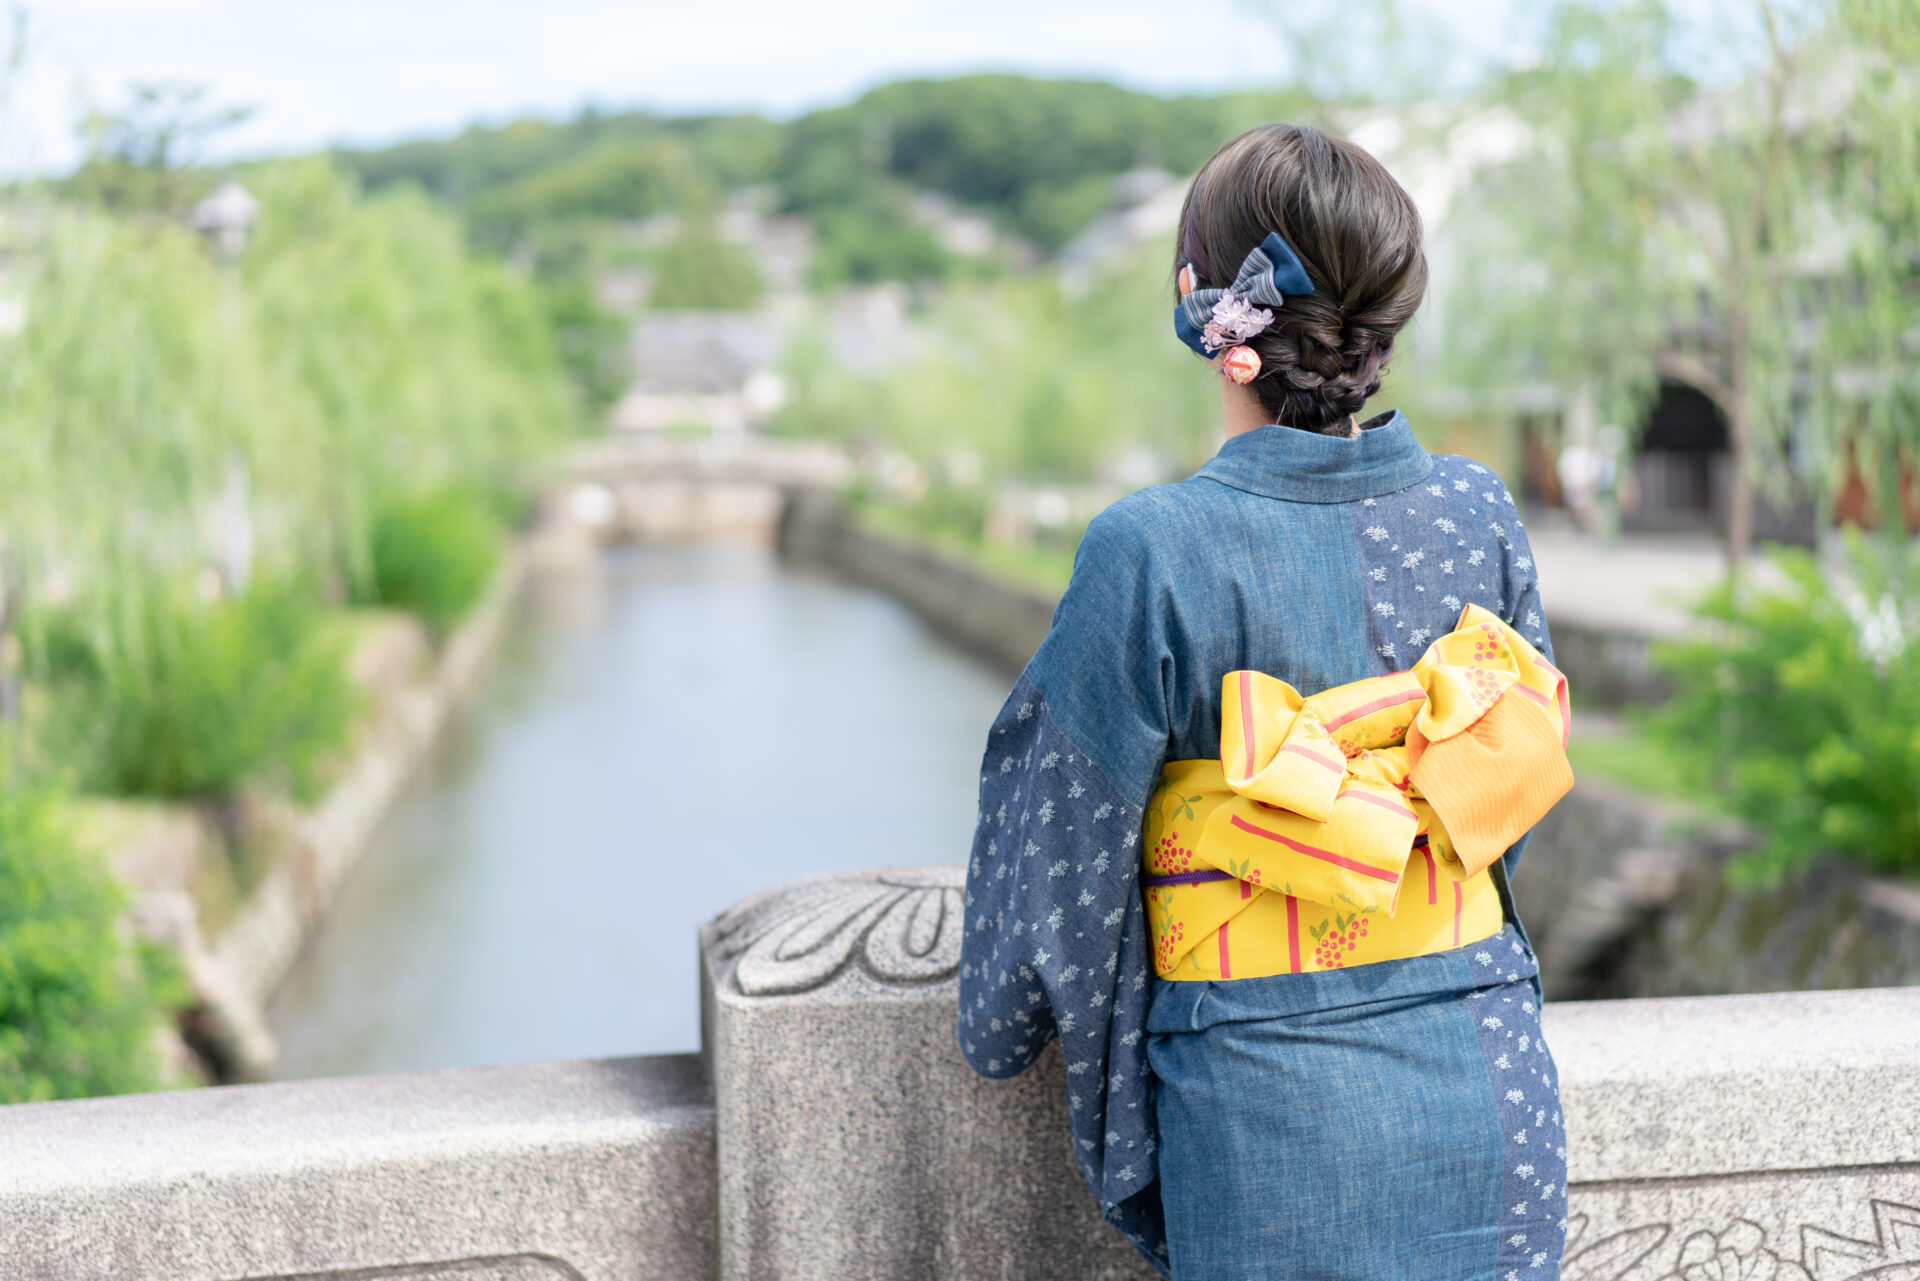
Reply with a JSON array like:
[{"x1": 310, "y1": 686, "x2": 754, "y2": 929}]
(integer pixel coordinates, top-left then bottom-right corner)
[{"x1": 1178, "y1": 264, "x2": 1197, "y2": 297}]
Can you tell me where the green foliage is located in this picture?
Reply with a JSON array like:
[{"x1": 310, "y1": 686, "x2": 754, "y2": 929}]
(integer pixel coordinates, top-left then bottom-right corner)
[
  {"x1": 856, "y1": 500, "x2": 1077, "y2": 596},
  {"x1": 539, "y1": 272, "x2": 630, "y2": 410},
  {"x1": 0, "y1": 767, "x2": 187, "y2": 1102},
  {"x1": 0, "y1": 157, "x2": 577, "y2": 603},
  {"x1": 809, "y1": 203, "x2": 952, "y2": 287},
  {"x1": 337, "y1": 112, "x2": 779, "y2": 362},
  {"x1": 778, "y1": 76, "x2": 1245, "y2": 250},
  {"x1": 239, "y1": 158, "x2": 576, "y2": 589},
  {"x1": 649, "y1": 220, "x2": 764, "y2": 310},
  {"x1": 1442, "y1": 6, "x2": 1685, "y2": 432},
  {"x1": 1818, "y1": 0, "x2": 1920, "y2": 515},
  {"x1": 336, "y1": 76, "x2": 1305, "y2": 282},
  {"x1": 1648, "y1": 539, "x2": 1920, "y2": 883},
  {"x1": 466, "y1": 137, "x2": 702, "y2": 251},
  {"x1": 30, "y1": 577, "x2": 358, "y2": 801},
  {"x1": 0, "y1": 134, "x2": 580, "y2": 1101},
  {"x1": 774, "y1": 242, "x2": 1236, "y2": 588},
  {"x1": 365, "y1": 488, "x2": 503, "y2": 636},
  {"x1": 1013, "y1": 175, "x2": 1120, "y2": 258},
  {"x1": 0, "y1": 209, "x2": 267, "y2": 571},
  {"x1": 337, "y1": 111, "x2": 781, "y2": 217}
]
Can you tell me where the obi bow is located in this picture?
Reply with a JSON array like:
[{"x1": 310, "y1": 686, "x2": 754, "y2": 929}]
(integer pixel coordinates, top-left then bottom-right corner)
[{"x1": 1161, "y1": 606, "x2": 1572, "y2": 919}]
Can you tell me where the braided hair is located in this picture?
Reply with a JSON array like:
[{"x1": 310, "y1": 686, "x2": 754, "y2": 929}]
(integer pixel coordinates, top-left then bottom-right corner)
[{"x1": 1176, "y1": 124, "x2": 1427, "y2": 434}]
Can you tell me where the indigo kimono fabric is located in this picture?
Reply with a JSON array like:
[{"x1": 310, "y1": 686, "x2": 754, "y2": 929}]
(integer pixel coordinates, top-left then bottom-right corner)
[{"x1": 957, "y1": 412, "x2": 1568, "y2": 1280}]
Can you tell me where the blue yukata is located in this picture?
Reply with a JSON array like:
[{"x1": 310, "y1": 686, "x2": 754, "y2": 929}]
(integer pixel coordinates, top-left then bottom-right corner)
[{"x1": 957, "y1": 412, "x2": 1568, "y2": 1280}]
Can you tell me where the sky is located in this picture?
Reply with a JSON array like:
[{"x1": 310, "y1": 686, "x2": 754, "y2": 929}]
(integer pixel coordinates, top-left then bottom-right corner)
[{"x1": 7, "y1": 0, "x2": 1538, "y2": 173}]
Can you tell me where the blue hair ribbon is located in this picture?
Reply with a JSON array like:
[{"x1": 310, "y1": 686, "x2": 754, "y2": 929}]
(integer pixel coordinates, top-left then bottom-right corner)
[{"x1": 1174, "y1": 231, "x2": 1316, "y2": 359}]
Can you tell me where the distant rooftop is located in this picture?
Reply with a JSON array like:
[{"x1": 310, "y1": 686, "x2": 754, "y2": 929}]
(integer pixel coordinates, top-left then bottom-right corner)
[{"x1": 633, "y1": 313, "x2": 784, "y2": 395}]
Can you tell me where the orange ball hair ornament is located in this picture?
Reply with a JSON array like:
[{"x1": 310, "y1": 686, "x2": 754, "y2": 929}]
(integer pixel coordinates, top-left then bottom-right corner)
[{"x1": 1221, "y1": 345, "x2": 1262, "y2": 385}]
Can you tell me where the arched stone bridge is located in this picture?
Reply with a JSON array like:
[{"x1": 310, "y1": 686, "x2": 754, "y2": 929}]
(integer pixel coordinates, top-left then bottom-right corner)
[{"x1": 551, "y1": 436, "x2": 854, "y2": 544}]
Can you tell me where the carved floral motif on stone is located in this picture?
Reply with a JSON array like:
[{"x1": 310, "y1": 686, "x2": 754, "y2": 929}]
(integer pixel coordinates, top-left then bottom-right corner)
[
  {"x1": 1561, "y1": 1201, "x2": 1920, "y2": 1281},
  {"x1": 260, "y1": 1255, "x2": 586, "y2": 1281},
  {"x1": 708, "y1": 866, "x2": 964, "y2": 996}
]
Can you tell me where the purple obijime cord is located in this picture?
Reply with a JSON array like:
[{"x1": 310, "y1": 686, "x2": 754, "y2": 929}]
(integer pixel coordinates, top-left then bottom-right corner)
[
  {"x1": 1142, "y1": 869, "x2": 1236, "y2": 888},
  {"x1": 1143, "y1": 834, "x2": 1431, "y2": 888}
]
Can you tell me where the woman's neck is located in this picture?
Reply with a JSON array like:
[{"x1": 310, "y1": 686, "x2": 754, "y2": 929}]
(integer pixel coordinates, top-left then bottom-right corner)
[
  {"x1": 1219, "y1": 379, "x2": 1357, "y2": 440},
  {"x1": 1221, "y1": 379, "x2": 1270, "y2": 440}
]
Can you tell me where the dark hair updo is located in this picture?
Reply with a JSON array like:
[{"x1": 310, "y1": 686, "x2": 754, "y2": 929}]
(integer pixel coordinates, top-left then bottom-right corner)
[{"x1": 1177, "y1": 123, "x2": 1427, "y2": 434}]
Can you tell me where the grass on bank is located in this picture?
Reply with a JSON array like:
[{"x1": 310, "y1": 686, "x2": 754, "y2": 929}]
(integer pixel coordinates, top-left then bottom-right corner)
[
  {"x1": 1566, "y1": 719, "x2": 1711, "y2": 807},
  {"x1": 362, "y1": 487, "x2": 506, "y2": 638},
  {"x1": 26, "y1": 576, "x2": 360, "y2": 804}
]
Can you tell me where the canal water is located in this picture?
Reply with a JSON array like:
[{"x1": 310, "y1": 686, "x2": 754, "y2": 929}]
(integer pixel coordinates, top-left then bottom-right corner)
[{"x1": 266, "y1": 542, "x2": 1010, "y2": 1079}]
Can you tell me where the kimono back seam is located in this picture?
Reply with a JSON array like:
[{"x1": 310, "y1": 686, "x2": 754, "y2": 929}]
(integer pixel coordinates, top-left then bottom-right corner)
[{"x1": 956, "y1": 413, "x2": 1554, "y2": 1274}]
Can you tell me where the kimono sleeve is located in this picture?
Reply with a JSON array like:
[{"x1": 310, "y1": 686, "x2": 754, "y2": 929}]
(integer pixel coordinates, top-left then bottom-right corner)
[{"x1": 956, "y1": 504, "x2": 1173, "y2": 1273}]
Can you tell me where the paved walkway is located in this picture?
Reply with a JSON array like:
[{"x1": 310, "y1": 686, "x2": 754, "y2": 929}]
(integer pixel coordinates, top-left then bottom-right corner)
[{"x1": 1527, "y1": 526, "x2": 1733, "y2": 638}]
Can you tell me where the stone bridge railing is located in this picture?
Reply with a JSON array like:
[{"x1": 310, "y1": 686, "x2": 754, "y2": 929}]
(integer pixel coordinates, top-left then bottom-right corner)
[{"x1": 4, "y1": 865, "x2": 1918, "y2": 1281}]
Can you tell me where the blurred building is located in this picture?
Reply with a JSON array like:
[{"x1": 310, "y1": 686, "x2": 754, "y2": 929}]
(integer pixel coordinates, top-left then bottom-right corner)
[
  {"x1": 1056, "y1": 167, "x2": 1187, "y2": 294},
  {"x1": 611, "y1": 314, "x2": 787, "y2": 438},
  {"x1": 908, "y1": 192, "x2": 997, "y2": 259},
  {"x1": 608, "y1": 195, "x2": 810, "y2": 438}
]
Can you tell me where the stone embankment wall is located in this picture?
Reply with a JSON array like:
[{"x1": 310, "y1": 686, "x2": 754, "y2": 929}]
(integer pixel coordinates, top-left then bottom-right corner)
[
  {"x1": 779, "y1": 491, "x2": 1920, "y2": 999},
  {"x1": 1541, "y1": 618, "x2": 1668, "y2": 707},
  {"x1": 6, "y1": 863, "x2": 1919, "y2": 1281},
  {"x1": 778, "y1": 490, "x2": 1056, "y2": 674},
  {"x1": 1518, "y1": 778, "x2": 1920, "y2": 1000}
]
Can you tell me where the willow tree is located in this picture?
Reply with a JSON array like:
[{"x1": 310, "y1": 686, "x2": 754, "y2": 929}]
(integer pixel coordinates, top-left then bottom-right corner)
[
  {"x1": 240, "y1": 158, "x2": 578, "y2": 594},
  {"x1": 1465, "y1": 0, "x2": 1839, "y2": 567},
  {"x1": 0, "y1": 208, "x2": 268, "y2": 600},
  {"x1": 1816, "y1": 0, "x2": 1920, "y2": 533},
  {"x1": 0, "y1": 158, "x2": 580, "y2": 748}
]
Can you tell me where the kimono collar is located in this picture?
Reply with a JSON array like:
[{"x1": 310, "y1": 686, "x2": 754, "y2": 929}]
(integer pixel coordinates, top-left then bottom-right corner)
[{"x1": 1194, "y1": 410, "x2": 1432, "y2": 504}]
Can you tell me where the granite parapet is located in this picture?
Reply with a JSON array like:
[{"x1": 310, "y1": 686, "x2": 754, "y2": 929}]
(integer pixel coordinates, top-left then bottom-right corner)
[{"x1": 0, "y1": 1054, "x2": 715, "y2": 1281}]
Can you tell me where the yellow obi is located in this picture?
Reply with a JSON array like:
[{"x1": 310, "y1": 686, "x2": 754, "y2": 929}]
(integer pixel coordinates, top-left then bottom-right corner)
[{"x1": 1143, "y1": 606, "x2": 1573, "y2": 981}]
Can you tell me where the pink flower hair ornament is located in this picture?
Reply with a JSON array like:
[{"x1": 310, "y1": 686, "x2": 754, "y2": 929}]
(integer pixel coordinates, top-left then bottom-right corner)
[{"x1": 1202, "y1": 295, "x2": 1275, "y2": 354}]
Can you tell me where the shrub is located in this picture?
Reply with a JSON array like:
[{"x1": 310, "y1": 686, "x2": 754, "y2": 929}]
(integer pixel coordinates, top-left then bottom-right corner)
[
  {"x1": 0, "y1": 767, "x2": 188, "y2": 1101},
  {"x1": 366, "y1": 487, "x2": 504, "y2": 636},
  {"x1": 33, "y1": 577, "x2": 357, "y2": 801},
  {"x1": 1649, "y1": 539, "x2": 1920, "y2": 884}
]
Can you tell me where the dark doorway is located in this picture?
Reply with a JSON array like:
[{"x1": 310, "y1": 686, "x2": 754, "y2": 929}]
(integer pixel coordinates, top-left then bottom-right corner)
[
  {"x1": 1626, "y1": 381, "x2": 1727, "y2": 531},
  {"x1": 1627, "y1": 379, "x2": 1814, "y2": 544}
]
